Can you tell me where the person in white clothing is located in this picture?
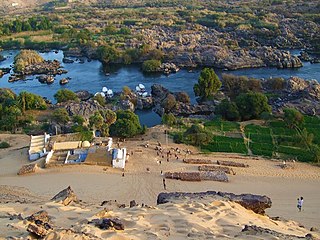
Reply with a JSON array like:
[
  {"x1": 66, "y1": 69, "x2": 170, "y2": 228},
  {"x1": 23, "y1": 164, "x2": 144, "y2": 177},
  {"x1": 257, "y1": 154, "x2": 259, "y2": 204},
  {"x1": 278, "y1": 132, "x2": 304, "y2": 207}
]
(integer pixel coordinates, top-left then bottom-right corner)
[{"x1": 297, "y1": 197, "x2": 304, "y2": 212}]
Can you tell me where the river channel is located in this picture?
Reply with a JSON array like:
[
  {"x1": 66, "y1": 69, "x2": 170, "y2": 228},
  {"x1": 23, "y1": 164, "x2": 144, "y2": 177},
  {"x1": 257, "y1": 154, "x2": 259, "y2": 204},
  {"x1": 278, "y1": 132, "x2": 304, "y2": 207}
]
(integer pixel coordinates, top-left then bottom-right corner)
[{"x1": 1, "y1": 50, "x2": 320, "y2": 126}]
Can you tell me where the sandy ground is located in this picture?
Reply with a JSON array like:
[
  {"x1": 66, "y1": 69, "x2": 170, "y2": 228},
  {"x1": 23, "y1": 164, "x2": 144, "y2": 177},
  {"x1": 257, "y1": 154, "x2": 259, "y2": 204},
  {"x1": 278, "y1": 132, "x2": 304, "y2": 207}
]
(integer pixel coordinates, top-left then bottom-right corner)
[{"x1": 1, "y1": 127, "x2": 320, "y2": 238}]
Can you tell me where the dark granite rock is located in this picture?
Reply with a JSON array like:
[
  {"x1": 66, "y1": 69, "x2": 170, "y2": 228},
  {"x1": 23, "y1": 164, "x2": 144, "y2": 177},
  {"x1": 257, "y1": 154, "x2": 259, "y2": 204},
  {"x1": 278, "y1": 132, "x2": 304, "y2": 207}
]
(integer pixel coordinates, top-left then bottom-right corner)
[
  {"x1": 51, "y1": 186, "x2": 78, "y2": 206},
  {"x1": 157, "y1": 191, "x2": 272, "y2": 215}
]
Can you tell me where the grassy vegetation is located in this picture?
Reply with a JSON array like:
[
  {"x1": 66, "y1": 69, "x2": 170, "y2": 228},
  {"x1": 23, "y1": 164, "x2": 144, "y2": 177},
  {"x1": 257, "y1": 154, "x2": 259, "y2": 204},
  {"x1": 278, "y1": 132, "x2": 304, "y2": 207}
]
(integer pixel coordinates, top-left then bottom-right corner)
[
  {"x1": 202, "y1": 135, "x2": 247, "y2": 154},
  {"x1": 170, "y1": 115, "x2": 320, "y2": 162},
  {"x1": 0, "y1": 0, "x2": 318, "y2": 57}
]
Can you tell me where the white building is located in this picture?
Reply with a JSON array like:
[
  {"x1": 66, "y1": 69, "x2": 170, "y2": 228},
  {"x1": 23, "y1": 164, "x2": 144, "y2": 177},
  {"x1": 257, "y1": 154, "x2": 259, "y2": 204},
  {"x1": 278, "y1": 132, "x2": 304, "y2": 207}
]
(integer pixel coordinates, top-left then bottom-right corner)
[
  {"x1": 112, "y1": 148, "x2": 126, "y2": 169},
  {"x1": 28, "y1": 133, "x2": 50, "y2": 161}
]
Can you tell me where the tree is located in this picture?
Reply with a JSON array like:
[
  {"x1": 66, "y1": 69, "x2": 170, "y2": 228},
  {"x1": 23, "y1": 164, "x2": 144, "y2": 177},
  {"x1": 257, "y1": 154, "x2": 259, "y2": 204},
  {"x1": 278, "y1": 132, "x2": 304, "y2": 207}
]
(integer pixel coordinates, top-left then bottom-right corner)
[
  {"x1": 215, "y1": 99, "x2": 240, "y2": 121},
  {"x1": 194, "y1": 68, "x2": 221, "y2": 101},
  {"x1": 18, "y1": 92, "x2": 47, "y2": 112},
  {"x1": 283, "y1": 108, "x2": 304, "y2": 129},
  {"x1": 72, "y1": 115, "x2": 85, "y2": 125},
  {"x1": 236, "y1": 92, "x2": 271, "y2": 120},
  {"x1": 97, "y1": 45, "x2": 120, "y2": 64},
  {"x1": 142, "y1": 59, "x2": 161, "y2": 72},
  {"x1": 109, "y1": 110, "x2": 144, "y2": 138},
  {"x1": 222, "y1": 74, "x2": 262, "y2": 99},
  {"x1": 54, "y1": 89, "x2": 79, "y2": 103},
  {"x1": 89, "y1": 111, "x2": 104, "y2": 129},
  {"x1": 184, "y1": 124, "x2": 211, "y2": 146},
  {"x1": 53, "y1": 108, "x2": 70, "y2": 124},
  {"x1": 162, "y1": 113, "x2": 176, "y2": 126}
]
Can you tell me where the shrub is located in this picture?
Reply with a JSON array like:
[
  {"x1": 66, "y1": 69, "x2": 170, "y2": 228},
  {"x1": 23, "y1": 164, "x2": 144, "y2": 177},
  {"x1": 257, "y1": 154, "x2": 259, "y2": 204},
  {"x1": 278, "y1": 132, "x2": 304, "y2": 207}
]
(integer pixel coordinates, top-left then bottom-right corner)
[
  {"x1": 175, "y1": 92, "x2": 190, "y2": 104},
  {"x1": 236, "y1": 92, "x2": 271, "y2": 120},
  {"x1": 142, "y1": 59, "x2": 161, "y2": 72},
  {"x1": 162, "y1": 113, "x2": 176, "y2": 126},
  {"x1": 53, "y1": 108, "x2": 70, "y2": 124},
  {"x1": 109, "y1": 110, "x2": 144, "y2": 138},
  {"x1": 54, "y1": 89, "x2": 79, "y2": 103},
  {"x1": 215, "y1": 99, "x2": 240, "y2": 121},
  {"x1": 162, "y1": 94, "x2": 177, "y2": 112},
  {"x1": 0, "y1": 141, "x2": 10, "y2": 148}
]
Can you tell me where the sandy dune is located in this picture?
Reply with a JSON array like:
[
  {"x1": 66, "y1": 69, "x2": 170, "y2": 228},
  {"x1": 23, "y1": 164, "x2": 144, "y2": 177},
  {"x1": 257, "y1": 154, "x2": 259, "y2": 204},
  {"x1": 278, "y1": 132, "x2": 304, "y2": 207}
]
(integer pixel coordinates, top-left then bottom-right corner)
[{"x1": 1, "y1": 128, "x2": 320, "y2": 238}]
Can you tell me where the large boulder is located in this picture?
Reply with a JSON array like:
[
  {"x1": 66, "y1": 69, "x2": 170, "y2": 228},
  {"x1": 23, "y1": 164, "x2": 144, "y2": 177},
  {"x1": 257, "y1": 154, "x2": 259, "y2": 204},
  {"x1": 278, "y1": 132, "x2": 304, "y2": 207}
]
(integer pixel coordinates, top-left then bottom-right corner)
[
  {"x1": 51, "y1": 186, "x2": 78, "y2": 206},
  {"x1": 151, "y1": 84, "x2": 169, "y2": 103},
  {"x1": 75, "y1": 90, "x2": 92, "y2": 101},
  {"x1": 287, "y1": 76, "x2": 309, "y2": 92},
  {"x1": 157, "y1": 191, "x2": 272, "y2": 215},
  {"x1": 65, "y1": 99, "x2": 105, "y2": 119},
  {"x1": 26, "y1": 210, "x2": 52, "y2": 238},
  {"x1": 91, "y1": 218, "x2": 124, "y2": 230}
]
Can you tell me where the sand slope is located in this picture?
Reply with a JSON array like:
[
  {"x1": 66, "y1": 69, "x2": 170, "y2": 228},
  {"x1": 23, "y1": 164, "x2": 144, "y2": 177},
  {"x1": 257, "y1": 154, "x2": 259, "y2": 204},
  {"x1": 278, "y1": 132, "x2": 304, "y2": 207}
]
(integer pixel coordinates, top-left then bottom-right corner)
[{"x1": 1, "y1": 130, "x2": 320, "y2": 239}]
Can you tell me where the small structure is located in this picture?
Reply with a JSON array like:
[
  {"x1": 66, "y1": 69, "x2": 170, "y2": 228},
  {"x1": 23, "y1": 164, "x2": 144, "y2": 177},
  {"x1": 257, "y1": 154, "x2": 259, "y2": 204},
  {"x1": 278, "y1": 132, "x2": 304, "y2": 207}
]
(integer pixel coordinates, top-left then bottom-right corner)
[
  {"x1": 112, "y1": 148, "x2": 127, "y2": 169},
  {"x1": 28, "y1": 133, "x2": 50, "y2": 161}
]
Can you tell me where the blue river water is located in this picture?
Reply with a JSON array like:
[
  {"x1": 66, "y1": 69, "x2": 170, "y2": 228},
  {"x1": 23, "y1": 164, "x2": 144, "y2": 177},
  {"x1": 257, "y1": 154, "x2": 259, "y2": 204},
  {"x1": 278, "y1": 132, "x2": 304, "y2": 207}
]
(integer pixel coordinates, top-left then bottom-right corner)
[{"x1": 1, "y1": 50, "x2": 320, "y2": 126}]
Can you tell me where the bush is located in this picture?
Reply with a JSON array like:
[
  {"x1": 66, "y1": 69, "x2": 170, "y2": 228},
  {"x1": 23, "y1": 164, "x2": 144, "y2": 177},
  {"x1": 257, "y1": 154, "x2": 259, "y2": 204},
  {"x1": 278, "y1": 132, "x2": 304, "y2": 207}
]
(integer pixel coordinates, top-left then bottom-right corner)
[
  {"x1": 162, "y1": 94, "x2": 177, "y2": 112},
  {"x1": 53, "y1": 108, "x2": 70, "y2": 124},
  {"x1": 54, "y1": 89, "x2": 79, "y2": 103},
  {"x1": 0, "y1": 141, "x2": 10, "y2": 148},
  {"x1": 175, "y1": 92, "x2": 190, "y2": 104},
  {"x1": 142, "y1": 59, "x2": 161, "y2": 72},
  {"x1": 109, "y1": 110, "x2": 144, "y2": 138},
  {"x1": 162, "y1": 113, "x2": 176, "y2": 126},
  {"x1": 236, "y1": 92, "x2": 271, "y2": 120},
  {"x1": 222, "y1": 74, "x2": 262, "y2": 98},
  {"x1": 215, "y1": 99, "x2": 240, "y2": 121}
]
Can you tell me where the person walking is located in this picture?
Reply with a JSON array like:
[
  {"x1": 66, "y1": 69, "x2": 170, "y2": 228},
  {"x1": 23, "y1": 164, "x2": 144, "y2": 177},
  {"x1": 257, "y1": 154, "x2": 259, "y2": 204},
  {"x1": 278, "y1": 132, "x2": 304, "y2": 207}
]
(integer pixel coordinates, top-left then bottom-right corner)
[
  {"x1": 297, "y1": 197, "x2": 304, "y2": 212},
  {"x1": 163, "y1": 178, "x2": 166, "y2": 190}
]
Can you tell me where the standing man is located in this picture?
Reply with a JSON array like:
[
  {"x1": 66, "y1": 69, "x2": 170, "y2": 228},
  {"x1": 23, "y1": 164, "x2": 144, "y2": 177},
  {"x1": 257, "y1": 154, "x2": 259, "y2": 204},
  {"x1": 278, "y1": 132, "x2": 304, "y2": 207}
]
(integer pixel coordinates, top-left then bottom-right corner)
[{"x1": 297, "y1": 197, "x2": 304, "y2": 212}]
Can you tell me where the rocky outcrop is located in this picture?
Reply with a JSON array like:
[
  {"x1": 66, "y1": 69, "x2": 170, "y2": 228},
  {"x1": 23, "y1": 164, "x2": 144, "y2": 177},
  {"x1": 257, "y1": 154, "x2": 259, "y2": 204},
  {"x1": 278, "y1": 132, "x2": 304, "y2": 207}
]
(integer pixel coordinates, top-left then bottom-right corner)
[
  {"x1": 90, "y1": 218, "x2": 125, "y2": 230},
  {"x1": 51, "y1": 186, "x2": 78, "y2": 206},
  {"x1": 287, "y1": 77, "x2": 309, "y2": 92},
  {"x1": 37, "y1": 75, "x2": 54, "y2": 84},
  {"x1": 157, "y1": 191, "x2": 272, "y2": 214},
  {"x1": 75, "y1": 90, "x2": 93, "y2": 101},
  {"x1": 151, "y1": 84, "x2": 170, "y2": 104},
  {"x1": 18, "y1": 60, "x2": 67, "y2": 76},
  {"x1": 241, "y1": 225, "x2": 314, "y2": 240},
  {"x1": 26, "y1": 210, "x2": 52, "y2": 238},
  {"x1": 65, "y1": 99, "x2": 106, "y2": 119},
  {"x1": 17, "y1": 163, "x2": 38, "y2": 175},
  {"x1": 136, "y1": 97, "x2": 153, "y2": 110}
]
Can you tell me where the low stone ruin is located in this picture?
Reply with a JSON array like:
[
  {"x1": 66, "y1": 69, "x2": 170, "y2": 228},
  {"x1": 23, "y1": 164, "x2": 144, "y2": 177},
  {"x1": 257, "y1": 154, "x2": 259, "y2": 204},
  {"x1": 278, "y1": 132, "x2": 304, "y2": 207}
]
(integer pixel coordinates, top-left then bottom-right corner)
[
  {"x1": 183, "y1": 159, "x2": 215, "y2": 164},
  {"x1": 165, "y1": 171, "x2": 228, "y2": 182},
  {"x1": 17, "y1": 163, "x2": 38, "y2": 175},
  {"x1": 217, "y1": 160, "x2": 249, "y2": 168},
  {"x1": 198, "y1": 165, "x2": 235, "y2": 175}
]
